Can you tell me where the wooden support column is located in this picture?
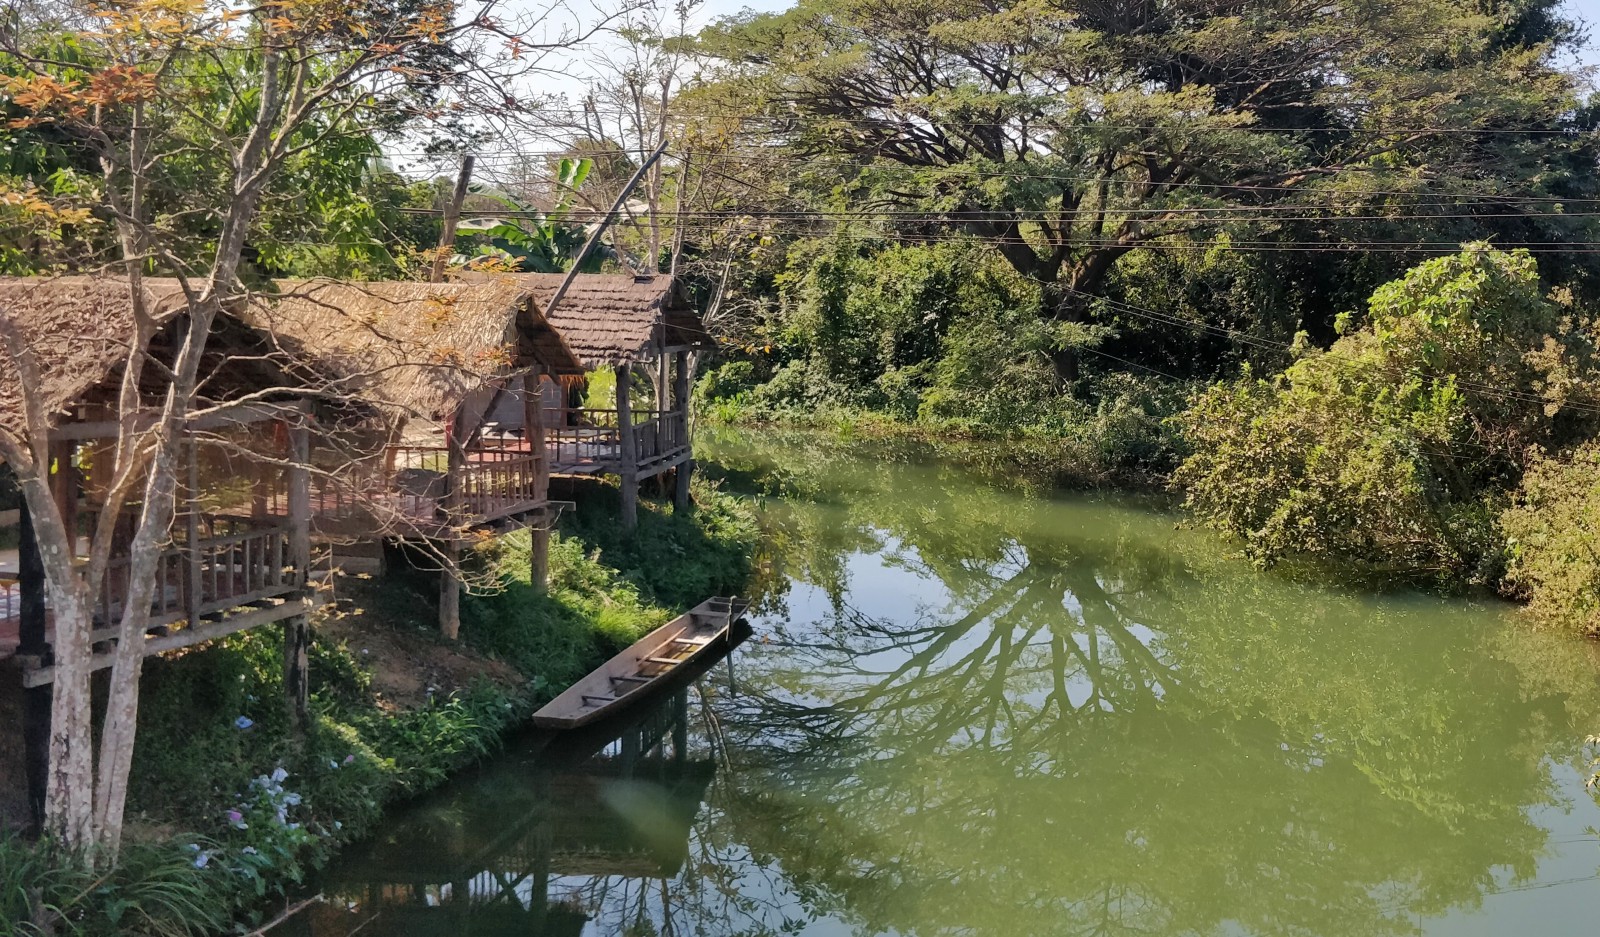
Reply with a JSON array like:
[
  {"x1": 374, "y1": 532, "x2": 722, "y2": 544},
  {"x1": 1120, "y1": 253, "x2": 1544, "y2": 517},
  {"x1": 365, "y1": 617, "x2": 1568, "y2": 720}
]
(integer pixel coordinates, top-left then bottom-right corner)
[
  {"x1": 18, "y1": 500, "x2": 50, "y2": 835},
  {"x1": 184, "y1": 436, "x2": 203, "y2": 626},
  {"x1": 524, "y1": 373, "x2": 551, "y2": 590},
  {"x1": 616, "y1": 365, "x2": 639, "y2": 531},
  {"x1": 284, "y1": 422, "x2": 312, "y2": 732},
  {"x1": 439, "y1": 545, "x2": 461, "y2": 640},
  {"x1": 49, "y1": 439, "x2": 78, "y2": 556},
  {"x1": 673, "y1": 350, "x2": 693, "y2": 511},
  {"x1": 439, "y1": 406, "x2": 466, "y2": 638},
  {"x1": 672, "y1": 685, "x2": 689, "y2": 764}
]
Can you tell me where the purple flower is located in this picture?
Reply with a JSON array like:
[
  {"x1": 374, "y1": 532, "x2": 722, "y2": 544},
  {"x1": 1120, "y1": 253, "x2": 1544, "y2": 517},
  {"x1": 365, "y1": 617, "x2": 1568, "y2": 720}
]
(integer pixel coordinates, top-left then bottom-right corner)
[
  {"x1": 226, "y1": 809, "x2": 247, "y2": 830},
  {"x1": 343, "y1": 754, "x2": 356, "y2": 765},
  {"x1": 234, "y1": 716, "x2": 254, "y2": 730},
  {"x1": 193, "y1": 853, "x2": 210, "y2": 870}
]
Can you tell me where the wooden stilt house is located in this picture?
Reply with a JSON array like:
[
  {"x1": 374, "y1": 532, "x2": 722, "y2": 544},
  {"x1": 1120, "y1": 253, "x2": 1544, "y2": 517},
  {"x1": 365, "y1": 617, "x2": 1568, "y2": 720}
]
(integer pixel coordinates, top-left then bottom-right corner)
[
  {"x1": 0, "y1": 276, "x2": 319, "y2": 831},
  {"x1": 457, "y1": 274, "x2": 712, "y2": 529},
  {"x1": 244, "y1": 278, "x2": 588, "y2": 638}
]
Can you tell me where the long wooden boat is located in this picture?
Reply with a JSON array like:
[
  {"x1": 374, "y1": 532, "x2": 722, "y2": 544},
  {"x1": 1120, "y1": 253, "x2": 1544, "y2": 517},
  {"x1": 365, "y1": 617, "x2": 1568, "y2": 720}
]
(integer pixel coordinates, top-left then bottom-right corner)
[{"x1": 531, "y1": 596, "x2": 750, "y2": 730}]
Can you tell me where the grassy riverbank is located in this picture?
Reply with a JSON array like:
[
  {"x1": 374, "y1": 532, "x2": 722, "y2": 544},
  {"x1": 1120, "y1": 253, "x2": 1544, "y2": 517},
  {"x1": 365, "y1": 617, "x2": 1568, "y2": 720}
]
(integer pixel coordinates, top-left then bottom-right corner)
[{"x1": 0, "y1": 483, "x2": 757, "y2": 936}]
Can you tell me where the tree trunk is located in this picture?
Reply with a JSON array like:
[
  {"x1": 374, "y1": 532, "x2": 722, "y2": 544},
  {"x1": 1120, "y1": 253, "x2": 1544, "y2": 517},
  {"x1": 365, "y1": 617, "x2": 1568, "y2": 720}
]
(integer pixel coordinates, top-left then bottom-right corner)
[
  {"x1": 93, "y1": 435, "x2": 183, "y2": 858},
  {"x1": 1042, "y1": 283, "x2": 1095, "y2": 387}
]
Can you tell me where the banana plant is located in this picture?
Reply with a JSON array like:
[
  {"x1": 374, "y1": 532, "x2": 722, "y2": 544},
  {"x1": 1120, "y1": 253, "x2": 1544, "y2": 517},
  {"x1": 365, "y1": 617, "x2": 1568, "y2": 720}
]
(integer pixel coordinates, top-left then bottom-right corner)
[{"x1": 465, "y1": 157, "x2": 604, "y2": 273}]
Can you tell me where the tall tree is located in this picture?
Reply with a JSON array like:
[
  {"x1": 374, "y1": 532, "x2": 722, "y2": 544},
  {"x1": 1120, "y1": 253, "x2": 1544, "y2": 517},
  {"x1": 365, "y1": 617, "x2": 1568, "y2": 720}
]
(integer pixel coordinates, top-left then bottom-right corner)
[
  {"x1": 0, "y1": 0, "x2": 606, "y2": 859},
  {"x1": 694, "y1": 0, "x2": 1593, "y2": 383}
]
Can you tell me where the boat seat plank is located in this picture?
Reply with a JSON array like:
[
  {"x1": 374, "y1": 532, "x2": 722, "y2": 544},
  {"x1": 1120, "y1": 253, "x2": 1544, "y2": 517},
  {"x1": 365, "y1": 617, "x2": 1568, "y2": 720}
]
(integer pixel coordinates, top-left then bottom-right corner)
[
  {"x1": 581, "y1": 694, "x2": 613, "y2": 706},
  {"x1": 610, "y1": 675, "x2": 650, "y2": 684},
  {"x1": 645, "y1": 656, "x2": 685, "y2": 665}
]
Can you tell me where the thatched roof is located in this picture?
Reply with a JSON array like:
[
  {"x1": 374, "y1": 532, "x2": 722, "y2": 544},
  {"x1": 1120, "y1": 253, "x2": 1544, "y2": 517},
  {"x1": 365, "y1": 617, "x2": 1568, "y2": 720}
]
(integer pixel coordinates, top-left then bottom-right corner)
[
  {"x1": 0, "y1": 276, "x2": 189, "y2": 435},
  {"x1": 455, "y1": 273, "x2": 711, "y2": 367},
  {"x1": 249, "y1": 279, "x2": 584, "y2": 423}
]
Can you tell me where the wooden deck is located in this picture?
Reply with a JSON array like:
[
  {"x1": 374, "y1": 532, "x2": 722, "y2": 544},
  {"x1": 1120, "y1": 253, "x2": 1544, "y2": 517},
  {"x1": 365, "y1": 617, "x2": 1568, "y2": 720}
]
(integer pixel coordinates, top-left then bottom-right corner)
[
  {"x1": 0, "y1": 516, "x2": 310, "y2": 683},
  {"x1": 487, "y1": 407, "x2": 691, "y2": 479}
]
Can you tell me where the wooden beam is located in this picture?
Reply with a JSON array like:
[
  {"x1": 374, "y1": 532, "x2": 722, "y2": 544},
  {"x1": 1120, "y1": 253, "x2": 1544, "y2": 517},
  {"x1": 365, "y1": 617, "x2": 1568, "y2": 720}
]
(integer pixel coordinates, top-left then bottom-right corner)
[
  {"x1": 53, "y1": 401, "x2": 310, "y2": 441},
  {"x1": 525, "y1": 374, "x2": 550, "y2": 591},
  {"x1": 23, "y1": 597, "x2": 318, "y2": 688},
  {"x1": 185, "y1": 437, "x2": 203, "y2": 627}
]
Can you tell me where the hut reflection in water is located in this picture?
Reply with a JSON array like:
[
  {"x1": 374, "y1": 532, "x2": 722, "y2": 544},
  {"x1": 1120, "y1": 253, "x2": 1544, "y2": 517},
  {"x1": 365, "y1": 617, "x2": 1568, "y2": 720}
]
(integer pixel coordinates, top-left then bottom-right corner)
[{"x1": 292, "y1": 679, "x2": 720, "y2": 936}]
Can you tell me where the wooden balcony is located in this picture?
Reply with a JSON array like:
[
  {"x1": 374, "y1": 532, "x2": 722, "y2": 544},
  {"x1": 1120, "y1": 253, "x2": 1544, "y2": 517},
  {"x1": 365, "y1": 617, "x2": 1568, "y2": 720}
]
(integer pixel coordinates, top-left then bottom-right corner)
[
  {"x1": 0, "y1": 516, "x2": 310, "y2": 683},
  {"x1": 544, "y1": 407, "x2": 690, "y2": 479},
  {"x1": 252, "y1": 443, "x2": 550, "y2": 541}
]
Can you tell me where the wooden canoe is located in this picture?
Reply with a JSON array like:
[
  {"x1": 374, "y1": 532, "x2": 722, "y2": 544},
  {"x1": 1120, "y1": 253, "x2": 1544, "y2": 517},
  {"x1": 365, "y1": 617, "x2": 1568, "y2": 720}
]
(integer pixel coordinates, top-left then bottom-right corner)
[{"x1": 530, "y1": 596, "x2": 750, "y2": 730}]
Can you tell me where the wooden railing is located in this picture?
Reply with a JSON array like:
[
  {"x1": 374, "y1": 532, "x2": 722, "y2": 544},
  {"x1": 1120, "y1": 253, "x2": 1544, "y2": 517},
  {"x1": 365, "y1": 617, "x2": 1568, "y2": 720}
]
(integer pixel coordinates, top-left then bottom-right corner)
[
  {"x1": 382, "y1": 444, "x2": 545, "y2": 525},
  {"x1": 547, "y1": 408, "x2": 689, "y2": 473},
  {"x1": 94, "y1": 520, "x2": 299, "y2": 630}
]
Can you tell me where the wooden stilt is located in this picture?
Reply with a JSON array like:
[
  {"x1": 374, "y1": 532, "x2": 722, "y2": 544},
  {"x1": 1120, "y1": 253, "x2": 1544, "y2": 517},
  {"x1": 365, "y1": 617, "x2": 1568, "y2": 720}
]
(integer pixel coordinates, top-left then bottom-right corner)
[
  {"x1": 673, "y1": 350, "x2": 692, "y2": 511},
  {"x1": 439, "y1": 546, "x2": 461, "y2": 640},
  {"x1": 530, "y1": 523, "x2": 550, "y2": 592},
  {"x1": 284, "y1": 423, "x2": 312, "y2": 732},
  {"x1": 18, "y1": 501, "x2": 50, "y2": 835},
  {"x1": 616, "y1": 365, "x2": 638, "y2": 531},
  {"x1": 184, "y1": 436, "x2": 203, "y2": 627}
]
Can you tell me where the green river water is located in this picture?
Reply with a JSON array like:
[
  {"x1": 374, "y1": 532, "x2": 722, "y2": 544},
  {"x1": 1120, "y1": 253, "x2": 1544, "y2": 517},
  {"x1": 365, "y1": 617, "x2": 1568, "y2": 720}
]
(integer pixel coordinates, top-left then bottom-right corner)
[{"x1": 293, "y1": 429, "x2": 1600, "y2": 937}]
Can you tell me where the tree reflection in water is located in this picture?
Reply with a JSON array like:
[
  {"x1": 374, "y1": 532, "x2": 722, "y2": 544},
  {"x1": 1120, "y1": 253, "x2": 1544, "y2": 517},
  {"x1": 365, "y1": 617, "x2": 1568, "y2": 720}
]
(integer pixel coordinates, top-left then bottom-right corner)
[
  {"x1": 292, "y1": 430, "x2": 1600, "y2": 937},
  {"x1": 701, "y1": 429, "x2": 1600, "y2": 937}
]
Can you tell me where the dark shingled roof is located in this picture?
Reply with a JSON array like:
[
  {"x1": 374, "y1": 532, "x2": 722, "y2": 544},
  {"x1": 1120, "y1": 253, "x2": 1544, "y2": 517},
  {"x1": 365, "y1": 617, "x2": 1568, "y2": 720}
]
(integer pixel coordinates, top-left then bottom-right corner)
[
  {"x1": 454, "y1": 273, "x2": 711, "y2": 368},
  {"x1": 0, "y1": 276, "x2": 188, "y2": 435}
]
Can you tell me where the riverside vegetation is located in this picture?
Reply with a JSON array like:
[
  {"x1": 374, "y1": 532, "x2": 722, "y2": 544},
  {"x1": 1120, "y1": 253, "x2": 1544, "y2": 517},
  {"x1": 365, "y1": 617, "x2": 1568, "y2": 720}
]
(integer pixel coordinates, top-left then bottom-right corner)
[
  {"x1": 0, "y1": 485, "x2": 757, "y2": 935},
  {"x1": 700, "y1": 245, "x2": 1600, "y2": 636}
]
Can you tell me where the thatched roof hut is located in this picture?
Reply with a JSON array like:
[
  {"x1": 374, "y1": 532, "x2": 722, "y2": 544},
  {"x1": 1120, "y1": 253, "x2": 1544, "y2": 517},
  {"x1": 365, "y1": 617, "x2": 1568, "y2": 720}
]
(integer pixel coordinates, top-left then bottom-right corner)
[
  {"x1": 455, "y1": 273, "x2": 711, "y2": 368},
  {"x1": 0, "y1": 276, "x2": 190, "y2": 435},
  {"x1": 247, "y1": 279, "x2": 585, "y2": 426}
]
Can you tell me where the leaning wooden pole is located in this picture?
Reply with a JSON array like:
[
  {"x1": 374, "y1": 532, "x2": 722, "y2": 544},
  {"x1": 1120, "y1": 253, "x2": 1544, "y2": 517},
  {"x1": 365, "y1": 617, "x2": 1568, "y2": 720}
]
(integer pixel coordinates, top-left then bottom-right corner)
[{"x1": 540, "y1": 139, "x2": 670, "y2": 321}]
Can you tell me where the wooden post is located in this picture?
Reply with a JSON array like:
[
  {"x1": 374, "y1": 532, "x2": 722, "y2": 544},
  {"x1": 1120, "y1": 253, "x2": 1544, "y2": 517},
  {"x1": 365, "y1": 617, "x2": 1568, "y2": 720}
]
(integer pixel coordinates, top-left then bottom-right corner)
[
  {"x1": 439, "y1": 544, "x2": 461, "y2": 640},
  {"x1": 184, "y1": 436, "x2": 203, "y2": 626},
  {"x1": 523, "y1": 373, "x2": 551, "y2": 590},
  {"x1": 673, "y1": 350, "x2": 693, "y2": 511},
  {"x1": 616, "y1": 365, "x2": 638, "y2": 531},
  {"x1": 49, "y1": 439, "x2": 77, "y2": 556},
  {"x1": 440, "y1": 406, "x2": 466, "y2": 638},
  {"x1": 284, "y1": 422, "x2": 312, "y2": 732},
  {"x1": 18, "y1": 500, "x2": 50, "y2": 835},
  {"x1": 429, "y1": 155, "x2": 474, "y2": 284}
]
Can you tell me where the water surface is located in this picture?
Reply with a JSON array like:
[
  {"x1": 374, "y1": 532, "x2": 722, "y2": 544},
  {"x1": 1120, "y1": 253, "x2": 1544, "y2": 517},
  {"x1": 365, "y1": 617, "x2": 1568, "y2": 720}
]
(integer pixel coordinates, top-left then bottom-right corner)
[{"x1": 299, "y1": 429, "x2": 1600, "y2": 936}]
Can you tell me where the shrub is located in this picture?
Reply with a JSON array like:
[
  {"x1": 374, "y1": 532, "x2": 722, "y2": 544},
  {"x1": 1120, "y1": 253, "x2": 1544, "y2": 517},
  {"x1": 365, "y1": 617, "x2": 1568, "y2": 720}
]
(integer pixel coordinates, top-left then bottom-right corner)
[
  {"x1": 1176, "y1": 245, "x2": 1600, "y2": 581},
  {"x1": 1502, "y1": 443, "x2": 1600, "y2": 635}
]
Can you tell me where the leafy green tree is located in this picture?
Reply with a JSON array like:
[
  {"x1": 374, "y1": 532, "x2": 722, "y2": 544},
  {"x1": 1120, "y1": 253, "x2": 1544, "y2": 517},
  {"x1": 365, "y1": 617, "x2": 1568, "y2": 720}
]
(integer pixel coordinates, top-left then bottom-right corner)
[
  {"x1": 1176, "y1": 245, "x2": 1600, "y2": 581},
  {"x1": 694, "y1": 0, "x2": 1594, "y2": 384}
]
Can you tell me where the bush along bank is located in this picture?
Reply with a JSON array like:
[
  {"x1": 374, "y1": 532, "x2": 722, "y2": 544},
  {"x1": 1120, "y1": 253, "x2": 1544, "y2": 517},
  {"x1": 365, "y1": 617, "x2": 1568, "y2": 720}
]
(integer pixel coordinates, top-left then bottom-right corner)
[
  {"x1": 0, "y1": 482, "x2": 758, "y2": 936},
  {"x1": 704, "y1": 244, "x2": 1600, "y2": 637}
]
